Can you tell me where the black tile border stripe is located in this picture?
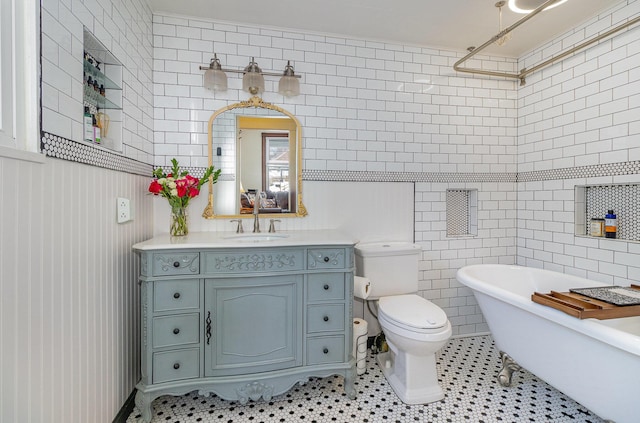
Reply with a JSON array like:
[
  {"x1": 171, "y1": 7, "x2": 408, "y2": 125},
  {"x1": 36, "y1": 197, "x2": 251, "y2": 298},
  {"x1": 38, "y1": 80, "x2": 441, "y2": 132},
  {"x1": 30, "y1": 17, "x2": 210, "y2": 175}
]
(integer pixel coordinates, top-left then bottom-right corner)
[
  {"x1": 42, "y1": 132, "x2": 640, "y2": 183},
  {"x1": 517, "y1": 160, "x2": 640, "y2": 182},
  {"x1": 41, "y1": 132, "x2": 152, "y2": 177},
  {"x1": 302, "y1": 170, "x2": 517, "y2": 183}
]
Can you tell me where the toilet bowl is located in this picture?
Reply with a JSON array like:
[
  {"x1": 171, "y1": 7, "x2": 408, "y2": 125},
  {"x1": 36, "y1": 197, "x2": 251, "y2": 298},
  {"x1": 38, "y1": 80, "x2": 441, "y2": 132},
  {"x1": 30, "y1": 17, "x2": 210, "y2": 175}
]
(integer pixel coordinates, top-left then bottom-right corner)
[
  {"x1": 354, "y1": 242, "x2": 452, "y2": 405},
  {"x1": 375, "y1": 294, "x2": 452, "y2": 404}
]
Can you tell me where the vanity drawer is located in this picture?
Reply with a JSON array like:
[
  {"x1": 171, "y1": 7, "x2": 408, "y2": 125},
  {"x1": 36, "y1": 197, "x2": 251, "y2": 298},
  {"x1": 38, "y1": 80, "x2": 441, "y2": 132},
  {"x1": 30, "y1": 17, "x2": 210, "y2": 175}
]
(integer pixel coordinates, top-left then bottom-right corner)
[
  {"x1": 306, "y1": 335, "x2": 345, "y2": 365},
  {"x1": 154, "y1": 280, "x2": 200, "y2": 312},
  {"x1": 307, "y1": 304, "x2": 345, "y2": 334},
  {"x1": 307, "y1": 248, "x2": 346, "y2": 270},
  {"x1": 307, "y1": 273, "x2": 345, "y2": 302},
  {"x1": 152, "y1": 348, "x2": 200, "y2": 384},
  {"x1": 202, "y1": 249, "x2": 304, "y2": 274},
  {"x1": 152, "y1": 313, "x2": 200, "y2": 348},
  {"x1": 152, "y1": 253, "x2": 200, "y2": 276}
]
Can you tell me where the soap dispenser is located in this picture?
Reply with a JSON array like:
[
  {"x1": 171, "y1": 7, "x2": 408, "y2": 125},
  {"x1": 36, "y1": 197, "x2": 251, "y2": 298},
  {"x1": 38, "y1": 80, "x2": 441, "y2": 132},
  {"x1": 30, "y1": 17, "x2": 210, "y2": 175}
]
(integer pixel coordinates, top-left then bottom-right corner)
[{"x1": 605, "y1": 210, "x2": 617, "y2": 239}]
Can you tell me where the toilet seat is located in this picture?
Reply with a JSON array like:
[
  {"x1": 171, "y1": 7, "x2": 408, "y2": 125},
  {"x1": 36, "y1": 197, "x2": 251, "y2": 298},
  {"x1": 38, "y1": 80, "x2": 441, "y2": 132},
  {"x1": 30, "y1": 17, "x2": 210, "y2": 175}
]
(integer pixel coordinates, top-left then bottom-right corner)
[{"x1": 378, "y1": 294, "x2": 448, "y2": 331}]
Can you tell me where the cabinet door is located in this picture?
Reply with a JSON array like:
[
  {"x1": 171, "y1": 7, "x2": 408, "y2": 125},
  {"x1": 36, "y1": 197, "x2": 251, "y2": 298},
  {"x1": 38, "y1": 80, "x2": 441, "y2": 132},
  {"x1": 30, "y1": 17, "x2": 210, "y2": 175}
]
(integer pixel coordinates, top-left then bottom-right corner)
[{"x1": 204, "y1": 275, "x2": 303, "y2": 376}]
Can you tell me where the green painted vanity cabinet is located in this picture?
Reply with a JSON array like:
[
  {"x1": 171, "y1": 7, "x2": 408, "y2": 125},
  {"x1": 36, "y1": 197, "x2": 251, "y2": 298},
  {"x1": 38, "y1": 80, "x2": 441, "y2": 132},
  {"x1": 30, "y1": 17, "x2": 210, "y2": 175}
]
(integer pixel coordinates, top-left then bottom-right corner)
[{"x1": 133, "y1": 236, "x2": 356, "y2": 423}]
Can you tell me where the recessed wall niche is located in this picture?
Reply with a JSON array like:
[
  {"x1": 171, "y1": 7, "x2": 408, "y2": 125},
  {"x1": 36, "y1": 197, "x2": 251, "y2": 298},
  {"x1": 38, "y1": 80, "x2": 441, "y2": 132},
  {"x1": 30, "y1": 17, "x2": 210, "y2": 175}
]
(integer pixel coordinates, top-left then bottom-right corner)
[
  {"x1": 82, "y1": 28, "x2": 122, "y2": 152},
  {"x1": 446, "y1": 189, "x2": 478, "y2": 237},
  {"x1": 575, "y1": 184, "x2": 640, "y2": 242}
]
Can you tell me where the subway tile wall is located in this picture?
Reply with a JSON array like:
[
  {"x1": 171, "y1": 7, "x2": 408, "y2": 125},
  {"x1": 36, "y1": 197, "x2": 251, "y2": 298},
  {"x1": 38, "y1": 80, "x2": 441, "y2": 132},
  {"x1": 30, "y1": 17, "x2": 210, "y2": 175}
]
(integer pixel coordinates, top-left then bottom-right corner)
[
  {"x1": 516, "y1": 0, "x2": 640, "y2": 284},
  {"x1": 151, "y1": 14, "x2": 519, "y2": 173},
  {"x1": 41, "y1": 0, "x2": 154, "y2": 164},
  {"x1": 152, "y1": 14, "x2": 521, "y2": 335}
]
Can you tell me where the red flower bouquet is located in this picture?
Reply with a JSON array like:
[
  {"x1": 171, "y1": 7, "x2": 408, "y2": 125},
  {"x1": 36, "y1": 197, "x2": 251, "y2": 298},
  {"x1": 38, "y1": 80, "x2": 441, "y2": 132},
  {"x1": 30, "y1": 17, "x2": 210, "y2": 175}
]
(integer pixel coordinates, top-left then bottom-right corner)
[{"x1": 149, "y1": 158, "x2": 221, "y2": 235}]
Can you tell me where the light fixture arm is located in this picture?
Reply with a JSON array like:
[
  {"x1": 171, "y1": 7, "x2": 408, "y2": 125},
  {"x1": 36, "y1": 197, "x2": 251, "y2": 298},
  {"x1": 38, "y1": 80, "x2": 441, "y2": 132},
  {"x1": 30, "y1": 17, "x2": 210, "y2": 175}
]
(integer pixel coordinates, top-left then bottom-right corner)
[{"x1": 199, "y1": 64, "x2": 302, "y2": 78}]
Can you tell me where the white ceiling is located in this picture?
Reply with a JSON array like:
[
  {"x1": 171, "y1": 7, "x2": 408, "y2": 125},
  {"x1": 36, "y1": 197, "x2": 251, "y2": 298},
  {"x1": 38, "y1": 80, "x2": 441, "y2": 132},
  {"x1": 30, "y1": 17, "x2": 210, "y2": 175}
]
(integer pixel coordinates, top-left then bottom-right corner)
[{"x1": 148, "y1": 0, "x2": 620, "y2": 58}]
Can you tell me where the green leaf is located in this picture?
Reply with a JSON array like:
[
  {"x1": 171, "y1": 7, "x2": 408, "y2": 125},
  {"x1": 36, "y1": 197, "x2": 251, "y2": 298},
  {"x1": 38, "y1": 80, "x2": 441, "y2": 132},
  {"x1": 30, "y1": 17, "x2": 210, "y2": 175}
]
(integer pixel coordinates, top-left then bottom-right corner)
[
  {"x1": 198, "y1": 166, "x2": 221, "y2": 189},
  {"x1": 170, "y1": 158, "x2": 180, "y2": 177}
]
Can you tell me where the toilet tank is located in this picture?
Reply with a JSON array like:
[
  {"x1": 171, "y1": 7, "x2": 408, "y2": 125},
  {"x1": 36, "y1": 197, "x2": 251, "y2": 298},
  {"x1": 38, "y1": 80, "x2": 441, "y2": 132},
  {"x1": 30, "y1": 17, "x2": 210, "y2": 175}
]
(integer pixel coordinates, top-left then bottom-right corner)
[{"x1": 354, "y1": 242, "x2": 422, "y2": 299}]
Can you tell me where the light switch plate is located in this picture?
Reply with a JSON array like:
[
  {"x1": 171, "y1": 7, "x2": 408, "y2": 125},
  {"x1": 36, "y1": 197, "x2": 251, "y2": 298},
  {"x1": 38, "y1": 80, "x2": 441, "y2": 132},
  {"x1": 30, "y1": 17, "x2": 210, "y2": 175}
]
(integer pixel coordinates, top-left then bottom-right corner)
[{"x1": 117, "y1": 197, "x2": 131, "y2": 223}]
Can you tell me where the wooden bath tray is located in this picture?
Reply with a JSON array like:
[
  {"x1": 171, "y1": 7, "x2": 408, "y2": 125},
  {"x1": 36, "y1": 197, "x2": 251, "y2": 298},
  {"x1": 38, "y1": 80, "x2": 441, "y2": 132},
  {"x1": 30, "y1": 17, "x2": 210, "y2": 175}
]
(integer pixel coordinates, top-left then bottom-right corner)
[{"x1": 532, "y1": 284, "x2": 640, "y2": 319}]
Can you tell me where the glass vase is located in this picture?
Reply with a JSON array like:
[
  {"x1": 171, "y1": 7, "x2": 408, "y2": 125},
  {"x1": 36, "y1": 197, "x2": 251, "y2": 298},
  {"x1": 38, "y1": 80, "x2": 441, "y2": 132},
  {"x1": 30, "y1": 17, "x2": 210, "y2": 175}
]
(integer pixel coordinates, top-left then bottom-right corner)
[{"x1": 170, "y1": 205, "x2": 189, "y2": 236}]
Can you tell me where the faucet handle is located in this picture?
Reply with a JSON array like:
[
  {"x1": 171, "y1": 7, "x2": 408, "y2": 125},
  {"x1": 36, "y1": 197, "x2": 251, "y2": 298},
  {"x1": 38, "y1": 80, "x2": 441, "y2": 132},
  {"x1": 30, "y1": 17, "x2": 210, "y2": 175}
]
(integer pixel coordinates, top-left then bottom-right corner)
[
  {"x1": 268, "y1": 219, "x2": 281, "y2": 233},
  {"x1": 230, "y1": 219, "x2": 244, "y2": 233}
]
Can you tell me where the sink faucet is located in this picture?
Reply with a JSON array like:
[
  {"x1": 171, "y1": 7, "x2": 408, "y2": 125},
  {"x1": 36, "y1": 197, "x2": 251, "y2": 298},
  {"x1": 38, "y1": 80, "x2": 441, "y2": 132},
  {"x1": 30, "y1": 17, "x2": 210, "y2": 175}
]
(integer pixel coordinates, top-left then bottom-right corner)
[
  {"x1": 268, "y1": 219, "x2": 280, "y2": 233},
  {"x1": 253, "y1": 189, "x2": 261, "y2": 233}
]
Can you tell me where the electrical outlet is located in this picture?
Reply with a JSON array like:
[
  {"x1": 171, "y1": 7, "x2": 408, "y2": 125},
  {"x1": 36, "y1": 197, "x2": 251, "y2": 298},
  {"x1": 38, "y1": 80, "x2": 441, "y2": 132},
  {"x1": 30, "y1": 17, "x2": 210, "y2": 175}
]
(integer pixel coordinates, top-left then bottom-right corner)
[{"x1": 117, "y1": 197, "x2": 131, "y2": 223}]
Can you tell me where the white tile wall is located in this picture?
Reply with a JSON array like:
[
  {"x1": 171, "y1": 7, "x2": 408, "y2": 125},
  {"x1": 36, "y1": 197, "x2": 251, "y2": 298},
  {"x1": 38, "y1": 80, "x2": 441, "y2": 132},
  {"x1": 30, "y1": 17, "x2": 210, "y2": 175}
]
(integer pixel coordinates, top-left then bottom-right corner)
[
  {"x1": 41, "y1": 0, "x2": 154, "y2": 164},
  {"x1": 516, "y1": 0, "x2": 640, "y2": 283},
  {"x1": 152, "y1": 15, "x2": 519, "y2": 173}
]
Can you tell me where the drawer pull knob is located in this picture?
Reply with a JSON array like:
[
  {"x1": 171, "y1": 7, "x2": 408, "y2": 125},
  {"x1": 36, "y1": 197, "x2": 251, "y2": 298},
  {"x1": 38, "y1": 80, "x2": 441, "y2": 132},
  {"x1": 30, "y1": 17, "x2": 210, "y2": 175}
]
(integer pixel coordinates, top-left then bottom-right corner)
[
  {"x1": 173, "y1": 363, "x2": 180, "y2": 370},
  {"x1": 323, "y1": 316, "x2": 329, "y2": 322},
  {"x1": 323, "y1": 256, "x2": 330, "y2": 262},
  {"x1": 323, "y1": 348, "x2": 329, "y2": 354},
  {"x1": 173, "y1": 328, "x2": 180, "y2": 335},
  {"x1": 173, "y1": 292, "x2": 181, "y2": 299},
  {"x1": 323, "y1": 284, "x2": 329, "y2": 290},
  {"x1": 173, "y1": 261, "x2": 180, "y2": 268}
]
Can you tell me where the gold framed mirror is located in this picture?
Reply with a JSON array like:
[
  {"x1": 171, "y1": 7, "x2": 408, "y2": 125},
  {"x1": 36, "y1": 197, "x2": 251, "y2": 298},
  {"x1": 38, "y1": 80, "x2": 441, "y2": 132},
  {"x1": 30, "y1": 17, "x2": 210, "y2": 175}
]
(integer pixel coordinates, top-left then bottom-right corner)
[{"x1": 202, "y1": 96, "x2": 307, "y2": 219}]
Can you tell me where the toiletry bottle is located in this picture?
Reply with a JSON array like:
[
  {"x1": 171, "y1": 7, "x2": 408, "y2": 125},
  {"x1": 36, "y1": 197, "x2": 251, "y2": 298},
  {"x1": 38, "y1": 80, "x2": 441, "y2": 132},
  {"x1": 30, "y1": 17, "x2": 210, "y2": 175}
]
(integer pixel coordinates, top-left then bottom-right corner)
[
  {"x1": 605, "y1": 210, "x2": 617, "y2": 239},
  {"x1": 589, "y1": 218, "x2": 605, "y2": 237},
  {"x1": 93, "y1": 114, "x2": 101, "y2": 144},
  {"x1": 83, "y1": 107, "x2": 94, "y2": 143}
]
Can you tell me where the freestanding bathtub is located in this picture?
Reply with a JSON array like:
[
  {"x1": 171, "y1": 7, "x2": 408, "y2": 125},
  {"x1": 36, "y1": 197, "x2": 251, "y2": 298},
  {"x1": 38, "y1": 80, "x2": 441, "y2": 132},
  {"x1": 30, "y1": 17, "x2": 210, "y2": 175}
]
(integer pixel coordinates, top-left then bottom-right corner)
[{"x1": 456, "y1": 264, "x2": 640, "y2": 423}]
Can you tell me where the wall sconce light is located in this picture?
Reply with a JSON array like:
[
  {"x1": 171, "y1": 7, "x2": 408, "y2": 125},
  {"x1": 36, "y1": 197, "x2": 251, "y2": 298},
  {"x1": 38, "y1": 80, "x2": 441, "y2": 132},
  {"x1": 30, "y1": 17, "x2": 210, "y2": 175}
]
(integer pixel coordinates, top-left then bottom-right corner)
[
  {"x1": 278, "y1": 61, "x2": 300, "y2": 97},
  {"x1": 200, "y1": 55, "x2": 301, "y2": 97},
  {"x1": 202, "y1": 54, "x2": 228, "y2": 92},
  {"x1": 242, "y1": 57, "x2": 264, "y2": 95}
]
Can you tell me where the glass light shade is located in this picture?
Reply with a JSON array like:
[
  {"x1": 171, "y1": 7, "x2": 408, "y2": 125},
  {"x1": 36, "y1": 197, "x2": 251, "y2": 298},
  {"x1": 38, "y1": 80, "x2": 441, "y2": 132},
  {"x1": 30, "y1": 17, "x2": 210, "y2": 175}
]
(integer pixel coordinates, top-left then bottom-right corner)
[
  {"x1": 242, "y1": 71, "x2": 265, "y2": 95},
  {"x1": 203, "y1": 68, "x2": 228, "y2": 91},
  {"x1": 278, "y1": 75, "x2": 300, "y2": 97},
  {"x1": 242, "y1": 58, "x2": 265, "y2": 95}
]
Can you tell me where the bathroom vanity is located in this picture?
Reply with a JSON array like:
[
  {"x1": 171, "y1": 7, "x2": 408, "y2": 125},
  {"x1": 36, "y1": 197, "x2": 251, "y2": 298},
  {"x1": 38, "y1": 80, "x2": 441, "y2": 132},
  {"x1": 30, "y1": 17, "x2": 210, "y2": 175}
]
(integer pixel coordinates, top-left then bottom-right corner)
[{"x1": 132, "y1": 231, "x2": 357, "y2": 422}]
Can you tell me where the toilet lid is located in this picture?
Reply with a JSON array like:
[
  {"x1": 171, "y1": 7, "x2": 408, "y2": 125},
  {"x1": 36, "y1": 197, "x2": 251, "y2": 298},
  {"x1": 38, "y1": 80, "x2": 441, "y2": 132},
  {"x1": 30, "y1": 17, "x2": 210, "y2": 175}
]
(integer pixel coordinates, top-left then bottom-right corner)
[{"x1": 378, "y1": 295, "x2": 448, "y2": 330}]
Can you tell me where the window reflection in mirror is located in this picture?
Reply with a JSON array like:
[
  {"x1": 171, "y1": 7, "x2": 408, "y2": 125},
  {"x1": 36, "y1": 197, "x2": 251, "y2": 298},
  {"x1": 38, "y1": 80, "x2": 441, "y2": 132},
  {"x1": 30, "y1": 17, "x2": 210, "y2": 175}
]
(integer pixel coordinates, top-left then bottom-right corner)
[{"x1": 237, "y1": 116, "x2": 296, "y2": 215}]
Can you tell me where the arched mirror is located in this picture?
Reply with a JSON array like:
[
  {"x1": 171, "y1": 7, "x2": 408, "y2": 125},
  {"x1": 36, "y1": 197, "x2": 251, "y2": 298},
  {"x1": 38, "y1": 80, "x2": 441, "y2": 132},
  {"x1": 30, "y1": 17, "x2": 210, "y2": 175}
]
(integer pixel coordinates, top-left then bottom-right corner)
[{"x1": 203, "y1": 96, "x2": 307, "y2": 219}]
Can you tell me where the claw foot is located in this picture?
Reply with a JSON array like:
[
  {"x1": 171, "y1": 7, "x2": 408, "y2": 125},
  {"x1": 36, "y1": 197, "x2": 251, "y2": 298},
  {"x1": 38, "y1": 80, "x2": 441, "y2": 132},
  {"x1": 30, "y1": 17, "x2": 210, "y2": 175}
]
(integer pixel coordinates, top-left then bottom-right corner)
[{"x1": 498, "y1": 351, "x2": 522, "y2": 387}]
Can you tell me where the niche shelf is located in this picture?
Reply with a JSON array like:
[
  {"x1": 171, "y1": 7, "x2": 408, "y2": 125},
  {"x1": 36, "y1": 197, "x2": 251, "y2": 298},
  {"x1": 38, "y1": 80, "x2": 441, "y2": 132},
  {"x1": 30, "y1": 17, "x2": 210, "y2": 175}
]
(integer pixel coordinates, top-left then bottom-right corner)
[
  {"x1": 446, "y1": 189, "x2": 478, "y2": 237},
  {"x1": 82, "y1": 28, "x2": 123, "y2": 152},
  {"x1": 574, "y1": 183, "x2": 640, "y2": 242}
]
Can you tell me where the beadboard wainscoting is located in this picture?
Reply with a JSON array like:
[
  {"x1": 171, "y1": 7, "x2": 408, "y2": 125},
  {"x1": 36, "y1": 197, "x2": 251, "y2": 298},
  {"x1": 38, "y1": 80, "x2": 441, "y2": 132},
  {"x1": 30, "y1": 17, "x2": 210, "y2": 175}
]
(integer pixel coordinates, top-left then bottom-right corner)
[{"x1": 0, "y1": 155, "x2": 153, "y2": 422}]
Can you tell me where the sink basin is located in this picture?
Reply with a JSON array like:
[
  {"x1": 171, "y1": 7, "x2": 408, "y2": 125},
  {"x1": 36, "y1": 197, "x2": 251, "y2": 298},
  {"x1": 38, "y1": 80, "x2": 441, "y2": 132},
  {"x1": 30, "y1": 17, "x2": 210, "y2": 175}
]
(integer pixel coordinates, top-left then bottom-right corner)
[{"x1": 223, "y1": 233, "x2": 290, "y2": 242}]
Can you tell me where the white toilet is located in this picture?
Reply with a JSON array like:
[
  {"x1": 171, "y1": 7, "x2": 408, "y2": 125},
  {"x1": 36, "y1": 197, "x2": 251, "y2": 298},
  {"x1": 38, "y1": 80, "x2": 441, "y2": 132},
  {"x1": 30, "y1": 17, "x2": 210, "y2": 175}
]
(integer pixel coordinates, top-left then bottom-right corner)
[{"x1": 355, "y1": 242, "x2": 452, "y2": 404}]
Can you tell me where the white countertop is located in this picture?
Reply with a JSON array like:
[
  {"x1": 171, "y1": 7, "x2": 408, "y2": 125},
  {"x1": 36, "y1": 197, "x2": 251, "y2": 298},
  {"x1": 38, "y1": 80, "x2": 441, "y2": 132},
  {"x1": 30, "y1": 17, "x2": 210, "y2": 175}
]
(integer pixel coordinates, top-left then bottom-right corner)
[{"x1": 132, "y1": 230, "x2": 358, "y2": 251}]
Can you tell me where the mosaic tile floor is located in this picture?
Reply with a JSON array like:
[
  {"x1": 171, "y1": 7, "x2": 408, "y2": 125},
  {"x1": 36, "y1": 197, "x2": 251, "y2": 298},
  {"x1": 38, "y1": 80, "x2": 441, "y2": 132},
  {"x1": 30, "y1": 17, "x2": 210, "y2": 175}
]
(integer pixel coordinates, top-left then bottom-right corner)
[{"x1": 127, "y1": 335, "x2": 604, "y2": 423}]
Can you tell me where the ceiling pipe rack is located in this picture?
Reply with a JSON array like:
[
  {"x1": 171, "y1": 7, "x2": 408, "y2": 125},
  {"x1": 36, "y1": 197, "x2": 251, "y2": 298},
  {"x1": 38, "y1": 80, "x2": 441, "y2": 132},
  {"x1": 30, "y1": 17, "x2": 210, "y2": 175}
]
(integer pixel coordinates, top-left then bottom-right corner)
[{"x1": 453, "y1": 0, "x2": 640, "y2": 85}]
